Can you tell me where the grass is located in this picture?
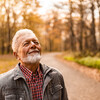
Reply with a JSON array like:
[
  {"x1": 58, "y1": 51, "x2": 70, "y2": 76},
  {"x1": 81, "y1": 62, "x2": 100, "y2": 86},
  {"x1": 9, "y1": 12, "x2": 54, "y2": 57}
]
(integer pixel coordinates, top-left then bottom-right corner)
[
  {"x1": 0, "y1": 55, "x2": 18, "y2": 74},
  {"x1": 75, "y1": 57, "x2": 100, "y2": 69},
  {"x1": 64, "y1": 53, "x2": 100, "y2": 70}
]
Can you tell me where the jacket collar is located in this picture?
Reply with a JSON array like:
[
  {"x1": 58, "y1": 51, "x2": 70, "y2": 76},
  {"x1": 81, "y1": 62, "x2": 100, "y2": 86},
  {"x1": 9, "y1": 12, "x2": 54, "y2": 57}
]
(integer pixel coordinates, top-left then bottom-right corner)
[
  {"x1": 13, "y1": 63, "x2": 26, "y2": 81},
  {"x1": 40, "y1": 63, "x2": 52, "y2": 78},
  {"x1": 13, "y1": 63, "x2": 52, "y2": 81}
]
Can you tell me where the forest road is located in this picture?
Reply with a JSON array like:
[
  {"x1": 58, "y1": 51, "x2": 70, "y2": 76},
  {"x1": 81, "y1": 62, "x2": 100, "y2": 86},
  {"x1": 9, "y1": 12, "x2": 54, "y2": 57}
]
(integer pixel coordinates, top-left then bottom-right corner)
[{"x1": 41, "y1": 52, "x2": 100, "y2": 100}]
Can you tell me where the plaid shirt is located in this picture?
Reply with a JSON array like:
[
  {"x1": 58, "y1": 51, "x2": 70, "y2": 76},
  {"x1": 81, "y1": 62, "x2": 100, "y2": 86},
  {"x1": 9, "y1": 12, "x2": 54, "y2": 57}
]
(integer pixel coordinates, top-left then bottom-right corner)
[{"x1": 20, "y1": 64, "x2": 43, "y2": 100}]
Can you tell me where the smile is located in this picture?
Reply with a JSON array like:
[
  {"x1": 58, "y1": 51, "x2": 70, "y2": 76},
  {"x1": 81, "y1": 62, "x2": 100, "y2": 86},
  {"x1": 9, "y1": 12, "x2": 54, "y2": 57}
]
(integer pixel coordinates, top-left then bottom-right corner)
[{"x1": 28, "y1": 50, "x2": 39, "y2": 54}]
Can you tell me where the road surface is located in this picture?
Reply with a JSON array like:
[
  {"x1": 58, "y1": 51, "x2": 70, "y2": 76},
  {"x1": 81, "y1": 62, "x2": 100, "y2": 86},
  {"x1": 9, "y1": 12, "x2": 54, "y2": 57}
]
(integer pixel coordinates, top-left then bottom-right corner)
[{"x1": 41, "y1": 53, "x2": 100, "y2": 100}]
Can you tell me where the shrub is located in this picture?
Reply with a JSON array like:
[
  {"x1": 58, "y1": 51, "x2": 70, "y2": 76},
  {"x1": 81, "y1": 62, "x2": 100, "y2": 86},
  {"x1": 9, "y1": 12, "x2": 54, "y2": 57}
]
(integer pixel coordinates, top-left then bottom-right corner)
[
  {"x1": 64, "y1": 56, "x2": 100, "y2": 70},
  {"x1": 64, "y1": 56, "x2": 75, "y2": 61}
]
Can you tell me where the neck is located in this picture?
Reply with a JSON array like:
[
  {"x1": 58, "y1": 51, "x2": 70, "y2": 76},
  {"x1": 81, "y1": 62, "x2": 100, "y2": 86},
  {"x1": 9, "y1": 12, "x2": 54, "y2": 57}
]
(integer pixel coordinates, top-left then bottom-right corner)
[{"x1": 21, "y1": 62, "x2": 40, "y2": 73}]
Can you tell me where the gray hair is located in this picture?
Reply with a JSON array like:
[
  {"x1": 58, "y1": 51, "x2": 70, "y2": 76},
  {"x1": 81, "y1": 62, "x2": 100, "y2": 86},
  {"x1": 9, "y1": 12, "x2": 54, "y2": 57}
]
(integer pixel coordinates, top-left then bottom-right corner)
[{"x1": 12, "y1": 29, "x2": 37, "y2": 52}]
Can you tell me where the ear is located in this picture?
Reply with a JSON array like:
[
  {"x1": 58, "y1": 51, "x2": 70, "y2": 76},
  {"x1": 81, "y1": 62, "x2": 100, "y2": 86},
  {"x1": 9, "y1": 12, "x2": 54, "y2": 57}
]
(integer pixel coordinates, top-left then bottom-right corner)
[{"x1": 13, "y1": 52, "x2": 19, "y2": 60}]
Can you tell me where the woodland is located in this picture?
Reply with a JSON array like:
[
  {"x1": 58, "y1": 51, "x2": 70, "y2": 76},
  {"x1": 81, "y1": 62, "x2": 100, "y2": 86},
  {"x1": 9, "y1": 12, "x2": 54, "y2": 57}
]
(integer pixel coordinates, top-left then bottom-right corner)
[{"x1": 0, "y1": 0, "x2": 100, "y2": 56}]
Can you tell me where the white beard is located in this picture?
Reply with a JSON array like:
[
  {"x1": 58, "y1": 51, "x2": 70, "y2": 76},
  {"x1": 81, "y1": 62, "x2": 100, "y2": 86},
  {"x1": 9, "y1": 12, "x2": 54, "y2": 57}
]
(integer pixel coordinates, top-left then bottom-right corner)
[{"x1": 21, "y1": 53, "x2": 41, "y2": 64}]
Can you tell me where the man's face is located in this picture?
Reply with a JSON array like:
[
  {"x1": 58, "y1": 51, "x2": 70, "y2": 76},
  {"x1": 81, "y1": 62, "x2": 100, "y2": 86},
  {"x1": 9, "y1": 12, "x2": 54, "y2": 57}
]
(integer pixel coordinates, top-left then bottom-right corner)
[{"x1": 17, "y1": 33, "x2": 41, "y2": 64}]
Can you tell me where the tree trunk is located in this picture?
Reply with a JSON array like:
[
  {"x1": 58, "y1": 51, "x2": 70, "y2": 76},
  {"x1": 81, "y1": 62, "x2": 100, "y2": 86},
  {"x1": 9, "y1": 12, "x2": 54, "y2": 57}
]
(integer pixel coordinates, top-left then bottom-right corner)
[
  {"x1": 90, "y1": 1, "x2": 97, "y2": 52},
  {"x1": 6, "y1": 8, "x2": 11, "y2": 54},
  {"x1": 69, "y1": 0, "x2": 75, "y2": 51},
  {"x1": 1, "y1": 40, "x2": 5, "y2": 54},
  {"x1": 79, "y1": 0, "x2": 84, "y2": 52},
  {"x1": 98, "y1": 1, "x2": 100, "y2": 50}
]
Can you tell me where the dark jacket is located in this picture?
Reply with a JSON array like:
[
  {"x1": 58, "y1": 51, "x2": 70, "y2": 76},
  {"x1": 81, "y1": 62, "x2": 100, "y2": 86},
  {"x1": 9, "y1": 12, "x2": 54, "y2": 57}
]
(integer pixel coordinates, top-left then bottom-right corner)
[{"x1": 0, "y1": 63, "x2": 68, "y2": 100}]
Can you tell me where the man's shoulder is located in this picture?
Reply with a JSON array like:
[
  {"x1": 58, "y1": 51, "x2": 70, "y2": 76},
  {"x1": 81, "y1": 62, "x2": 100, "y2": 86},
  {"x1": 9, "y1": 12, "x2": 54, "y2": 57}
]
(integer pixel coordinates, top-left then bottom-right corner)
[
  {"x1": 50, "y1": 67, "x2": 63, "y2": 78},
  {"x1": 43, "y1": 64, "x2": 64, "y2": 84},
  {"x1": 42, "y1": 64, "x2": 63, "y2": 77},
  {"x1": 0, "y1": 68, "x2": 15, "y2": 85},
  {"x1": 0, "y1": 68, "x2": 15, "y2": 77}
]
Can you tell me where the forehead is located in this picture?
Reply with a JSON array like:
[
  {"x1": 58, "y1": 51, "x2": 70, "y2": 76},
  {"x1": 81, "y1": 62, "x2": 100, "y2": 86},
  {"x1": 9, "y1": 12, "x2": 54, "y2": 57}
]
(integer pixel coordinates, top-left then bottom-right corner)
[{"x1": 18, "y1": 33, "x2": 38, "y2": 44}]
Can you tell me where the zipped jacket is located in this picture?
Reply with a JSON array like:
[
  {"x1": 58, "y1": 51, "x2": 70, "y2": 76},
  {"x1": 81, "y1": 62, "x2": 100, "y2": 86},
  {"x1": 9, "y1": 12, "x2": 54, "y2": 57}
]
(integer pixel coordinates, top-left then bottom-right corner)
[{"x1": 0, "y1": 63, "x2": 68, "y2": 100}]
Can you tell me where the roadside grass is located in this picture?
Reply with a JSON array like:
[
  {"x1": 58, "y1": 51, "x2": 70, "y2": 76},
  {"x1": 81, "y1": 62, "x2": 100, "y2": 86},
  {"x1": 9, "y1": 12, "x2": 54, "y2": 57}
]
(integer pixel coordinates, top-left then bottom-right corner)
[
  {"x1": 63, "y1": 52, "x2": 100, "y2": 70},
  {"x1": 0, "y1": 55, "x2": 18, "y2": 74}
]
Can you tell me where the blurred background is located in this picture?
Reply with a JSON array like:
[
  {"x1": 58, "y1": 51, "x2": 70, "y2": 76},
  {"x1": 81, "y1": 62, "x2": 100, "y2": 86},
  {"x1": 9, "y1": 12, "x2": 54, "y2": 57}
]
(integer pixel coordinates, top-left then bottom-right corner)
[
  {"x1": 0, "y1": 0, "x2": 100, "y2": 54},
  {"x1": 0, "y1": 0, "x2": 100, "y2": 73}
]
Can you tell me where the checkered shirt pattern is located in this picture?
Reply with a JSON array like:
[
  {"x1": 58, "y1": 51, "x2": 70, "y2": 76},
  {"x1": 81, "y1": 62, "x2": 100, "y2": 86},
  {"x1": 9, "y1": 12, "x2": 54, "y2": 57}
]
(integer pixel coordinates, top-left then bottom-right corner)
[{"x1": 20, "y1": 64, "x2": 43, "y2": 100}]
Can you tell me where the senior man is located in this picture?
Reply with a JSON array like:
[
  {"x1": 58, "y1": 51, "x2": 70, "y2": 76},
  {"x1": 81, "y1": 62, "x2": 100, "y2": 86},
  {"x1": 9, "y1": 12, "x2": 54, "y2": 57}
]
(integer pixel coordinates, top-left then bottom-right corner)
[{"x1": 0, "y1": 29, "x2": 68, "y2": 100}]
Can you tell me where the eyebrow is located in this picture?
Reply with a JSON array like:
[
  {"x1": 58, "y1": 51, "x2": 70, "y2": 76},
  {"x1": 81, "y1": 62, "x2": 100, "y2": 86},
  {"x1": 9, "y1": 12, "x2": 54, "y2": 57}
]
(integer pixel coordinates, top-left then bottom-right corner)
[
  {"x1": 24, "y1": 38, "x2": 38, "y2": 42},
  {"x1": 22, "y1": 38, "x2": 39, "y2": 45}
]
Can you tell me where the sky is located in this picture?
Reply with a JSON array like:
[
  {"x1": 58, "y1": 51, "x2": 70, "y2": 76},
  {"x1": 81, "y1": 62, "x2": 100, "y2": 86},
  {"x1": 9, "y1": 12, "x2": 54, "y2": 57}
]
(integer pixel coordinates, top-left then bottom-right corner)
[
  {"x1": 37, "y1": 0, "x2": 67, "y2": 15},
  {"x1": 37, "y1": 0, "x2": 99, "y2": 19}
]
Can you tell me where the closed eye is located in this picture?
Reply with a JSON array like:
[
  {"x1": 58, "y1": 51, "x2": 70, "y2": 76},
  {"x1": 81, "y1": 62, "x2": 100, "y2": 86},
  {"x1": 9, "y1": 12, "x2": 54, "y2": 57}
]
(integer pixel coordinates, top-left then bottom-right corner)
[
  {"x1": 23, "y1": 42, "x2": 29, "y2": 46},
  {"x1": 34, "y1": 41, "x2": 39, "y2": 45}
]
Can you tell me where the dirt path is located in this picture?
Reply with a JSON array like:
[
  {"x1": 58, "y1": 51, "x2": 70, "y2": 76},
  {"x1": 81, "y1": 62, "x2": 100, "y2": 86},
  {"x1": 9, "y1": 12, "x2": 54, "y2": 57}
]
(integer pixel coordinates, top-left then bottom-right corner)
[{"x1": 41, "y1": 53, "x2": 100, "y2": 100}]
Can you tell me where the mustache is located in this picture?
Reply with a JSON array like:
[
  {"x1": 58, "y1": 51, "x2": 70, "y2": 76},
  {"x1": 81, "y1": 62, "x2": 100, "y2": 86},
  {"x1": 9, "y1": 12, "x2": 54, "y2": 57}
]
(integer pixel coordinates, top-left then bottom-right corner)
[{"x1": 28, "y1": 49, "x2": 40, "y2": 54}]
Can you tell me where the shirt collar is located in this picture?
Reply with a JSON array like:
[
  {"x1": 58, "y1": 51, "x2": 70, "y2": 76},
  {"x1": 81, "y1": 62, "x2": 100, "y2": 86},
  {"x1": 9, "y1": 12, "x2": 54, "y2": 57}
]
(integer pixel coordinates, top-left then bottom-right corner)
[{"x1": 19, "y1": 64, "x2": 43, "y2": 80}]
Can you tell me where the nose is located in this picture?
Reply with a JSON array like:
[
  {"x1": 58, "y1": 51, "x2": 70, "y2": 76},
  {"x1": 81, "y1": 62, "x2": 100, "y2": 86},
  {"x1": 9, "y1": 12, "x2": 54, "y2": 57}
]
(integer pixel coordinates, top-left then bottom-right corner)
[{"x1": 30, "y1": 41, "x2": 36, "y2": 48}]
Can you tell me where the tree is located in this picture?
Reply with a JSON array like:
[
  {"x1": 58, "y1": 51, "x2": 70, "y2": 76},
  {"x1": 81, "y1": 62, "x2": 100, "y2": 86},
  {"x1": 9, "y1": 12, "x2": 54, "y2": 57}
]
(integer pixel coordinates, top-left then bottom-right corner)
[
  {"x1": 78, "y1": 0, "x2": 84, "y2": 52},
  {"x1": 96, "y1": 0, "x2": 100, "y2": 50},
  {"x1": 69, "y1": 0, "x2": 76, "y2": 51},
  {"x1": 89, "y1": 0, "x2": 97, "y2": 52}
]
